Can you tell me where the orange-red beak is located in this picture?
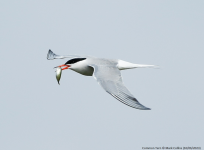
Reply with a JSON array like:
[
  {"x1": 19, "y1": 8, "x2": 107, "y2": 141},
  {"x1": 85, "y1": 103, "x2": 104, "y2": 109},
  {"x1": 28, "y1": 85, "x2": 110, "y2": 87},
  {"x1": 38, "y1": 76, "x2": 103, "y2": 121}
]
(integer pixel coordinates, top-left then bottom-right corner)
[{"x1": 55, "y1": 64, "x2": 70, "y2": 70}]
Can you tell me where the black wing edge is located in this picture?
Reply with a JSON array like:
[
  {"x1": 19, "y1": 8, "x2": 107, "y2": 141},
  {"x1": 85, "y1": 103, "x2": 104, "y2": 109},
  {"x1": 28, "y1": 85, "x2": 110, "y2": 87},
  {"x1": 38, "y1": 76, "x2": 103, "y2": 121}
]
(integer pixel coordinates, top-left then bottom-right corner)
[{"x1": 110, "y1": 93, "x2": 151, "y2": 110}]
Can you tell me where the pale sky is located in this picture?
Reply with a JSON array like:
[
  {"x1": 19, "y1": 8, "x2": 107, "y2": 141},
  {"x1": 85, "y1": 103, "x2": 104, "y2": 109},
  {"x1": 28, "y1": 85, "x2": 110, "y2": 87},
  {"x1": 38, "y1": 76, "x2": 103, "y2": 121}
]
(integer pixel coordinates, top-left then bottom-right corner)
[{"x1": 0, "y1": 0, "x2": 203, "y2": 150}]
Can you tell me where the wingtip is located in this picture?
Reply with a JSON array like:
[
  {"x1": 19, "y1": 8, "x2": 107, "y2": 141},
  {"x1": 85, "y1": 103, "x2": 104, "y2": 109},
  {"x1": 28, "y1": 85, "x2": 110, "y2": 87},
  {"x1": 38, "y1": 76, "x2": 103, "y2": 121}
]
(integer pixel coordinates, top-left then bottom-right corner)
[
  {"x1": 47, "y1": 49, "x2": 51, "y2": 60},
  {"x1": 139, "y1": 107, "x2": 151, "y2": 110},
  {"x1": 48, "y1": 49, "x2": 52, "y2": 53},
  {"x1": 136, "y1": 102, "x2": 151, "y2": 110},
  {"x1": 137, "y1": 104, "x2": 151, "y2": 110},
  {"x1": 47, "y1": 49, "x2": 56, "y2": 60}
]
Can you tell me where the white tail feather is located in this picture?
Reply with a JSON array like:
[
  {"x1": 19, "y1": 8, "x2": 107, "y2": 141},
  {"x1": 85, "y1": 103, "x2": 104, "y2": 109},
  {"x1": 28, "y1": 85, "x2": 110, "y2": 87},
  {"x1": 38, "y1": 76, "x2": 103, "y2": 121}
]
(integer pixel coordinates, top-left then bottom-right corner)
[{"x1": 117, "y1": 60, "x2": 159, "y2": 70}]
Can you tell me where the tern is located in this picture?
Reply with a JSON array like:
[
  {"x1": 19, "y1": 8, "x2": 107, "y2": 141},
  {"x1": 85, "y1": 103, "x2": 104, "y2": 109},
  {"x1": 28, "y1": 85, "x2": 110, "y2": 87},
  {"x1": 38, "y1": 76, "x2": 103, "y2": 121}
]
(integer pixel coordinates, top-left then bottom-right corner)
[{"x1": 47, "y1": 49, "x2": 157, "y2": 110}]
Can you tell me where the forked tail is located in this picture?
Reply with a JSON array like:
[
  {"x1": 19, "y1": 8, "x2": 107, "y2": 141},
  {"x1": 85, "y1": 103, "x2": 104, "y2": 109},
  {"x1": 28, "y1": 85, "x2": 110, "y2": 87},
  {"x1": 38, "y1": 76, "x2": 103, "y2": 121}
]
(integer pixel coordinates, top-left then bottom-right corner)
[{"x1": 117, "y1": 60, "x2": 159, "y2": 70}]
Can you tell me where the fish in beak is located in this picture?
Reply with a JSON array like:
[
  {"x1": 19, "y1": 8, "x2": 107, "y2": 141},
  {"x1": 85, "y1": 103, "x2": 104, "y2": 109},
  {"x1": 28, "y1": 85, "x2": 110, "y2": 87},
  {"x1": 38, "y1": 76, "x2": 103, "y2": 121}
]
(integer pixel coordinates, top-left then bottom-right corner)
[{"x1": 55, "y1": 64, "x2": 70, "y2": 85}]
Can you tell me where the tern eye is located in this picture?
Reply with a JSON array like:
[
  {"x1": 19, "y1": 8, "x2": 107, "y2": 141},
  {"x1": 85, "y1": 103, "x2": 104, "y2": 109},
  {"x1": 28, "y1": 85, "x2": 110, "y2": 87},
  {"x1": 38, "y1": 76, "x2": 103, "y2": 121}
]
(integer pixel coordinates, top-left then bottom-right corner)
[{"x1": 65, "y1": 58, "x2": 86, "y2": 64}]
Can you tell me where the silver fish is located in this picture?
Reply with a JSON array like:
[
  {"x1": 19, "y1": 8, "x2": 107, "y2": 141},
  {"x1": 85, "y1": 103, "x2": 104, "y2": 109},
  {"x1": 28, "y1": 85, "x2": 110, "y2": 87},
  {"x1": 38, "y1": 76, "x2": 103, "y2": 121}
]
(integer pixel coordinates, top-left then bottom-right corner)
[{"x1": 56, "y1": 67, "x2": 62, "y2": 85}]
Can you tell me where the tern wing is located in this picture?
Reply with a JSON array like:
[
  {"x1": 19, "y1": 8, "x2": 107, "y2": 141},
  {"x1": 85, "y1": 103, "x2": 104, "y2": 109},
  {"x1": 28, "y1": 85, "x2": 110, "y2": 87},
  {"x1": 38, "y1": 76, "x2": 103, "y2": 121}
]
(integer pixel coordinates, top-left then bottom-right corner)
[
  {"x1": 47, "y1": 49, "x2": 86, "y2": 60},
  {"x1": 90, "y1": 65, "x2": 150, "y2": 110}
]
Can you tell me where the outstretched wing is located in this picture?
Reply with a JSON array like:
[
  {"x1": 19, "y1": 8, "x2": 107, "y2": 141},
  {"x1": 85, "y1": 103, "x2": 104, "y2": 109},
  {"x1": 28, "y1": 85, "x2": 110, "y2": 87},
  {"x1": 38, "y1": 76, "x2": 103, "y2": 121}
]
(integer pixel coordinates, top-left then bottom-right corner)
[
  {"x1": 90, "y1": 65, "x2": 151, "y2": 110},
  {"x1": 47, "y1": 49, "x2": 85, "y2": 60}
]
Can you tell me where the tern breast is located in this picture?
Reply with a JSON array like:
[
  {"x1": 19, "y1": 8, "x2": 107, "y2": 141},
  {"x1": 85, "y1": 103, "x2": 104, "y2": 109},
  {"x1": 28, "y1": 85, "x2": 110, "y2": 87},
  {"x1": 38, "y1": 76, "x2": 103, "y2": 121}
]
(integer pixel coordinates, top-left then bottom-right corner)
[{"x1": 70, "y1": 59, "x2": 94, "y2": 76}]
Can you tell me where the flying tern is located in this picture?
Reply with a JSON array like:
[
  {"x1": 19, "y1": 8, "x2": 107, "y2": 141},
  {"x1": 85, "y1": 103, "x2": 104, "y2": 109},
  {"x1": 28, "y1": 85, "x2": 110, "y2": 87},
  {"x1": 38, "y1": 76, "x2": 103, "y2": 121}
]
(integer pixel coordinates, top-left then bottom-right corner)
[{"x1": 47, "y1": 49, "x2": 157, "y2": 110}]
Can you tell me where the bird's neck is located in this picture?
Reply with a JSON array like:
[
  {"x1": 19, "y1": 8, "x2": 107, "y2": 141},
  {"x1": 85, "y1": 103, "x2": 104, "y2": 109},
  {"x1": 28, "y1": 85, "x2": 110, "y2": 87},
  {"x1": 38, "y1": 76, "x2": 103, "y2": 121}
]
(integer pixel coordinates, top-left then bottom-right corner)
[{"x1": 117, "y1": 60, "x2": 156, "y2": 70}]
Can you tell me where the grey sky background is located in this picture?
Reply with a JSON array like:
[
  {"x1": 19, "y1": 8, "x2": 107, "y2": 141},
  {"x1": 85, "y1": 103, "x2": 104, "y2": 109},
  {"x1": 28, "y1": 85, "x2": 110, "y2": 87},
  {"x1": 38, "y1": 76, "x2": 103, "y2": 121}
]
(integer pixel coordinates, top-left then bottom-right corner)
[{"x1": 1, "y1": 0, "x2": 204, "y2": 150}]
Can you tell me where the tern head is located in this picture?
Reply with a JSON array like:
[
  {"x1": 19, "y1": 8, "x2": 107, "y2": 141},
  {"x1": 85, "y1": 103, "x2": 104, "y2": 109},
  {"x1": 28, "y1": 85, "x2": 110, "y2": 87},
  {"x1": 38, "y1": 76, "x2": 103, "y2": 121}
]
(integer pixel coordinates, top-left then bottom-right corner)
[{"x1": 55, "y1": 58, "x2": 86, "y2": 70}]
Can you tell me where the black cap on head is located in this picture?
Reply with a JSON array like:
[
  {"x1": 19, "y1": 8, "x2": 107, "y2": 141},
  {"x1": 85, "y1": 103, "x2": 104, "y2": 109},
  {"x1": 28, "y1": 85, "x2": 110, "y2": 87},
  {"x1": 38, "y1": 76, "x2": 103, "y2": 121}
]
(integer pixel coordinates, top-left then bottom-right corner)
[{"x1": 65, "y1": 58, "x2": 86, "y2": 65}]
